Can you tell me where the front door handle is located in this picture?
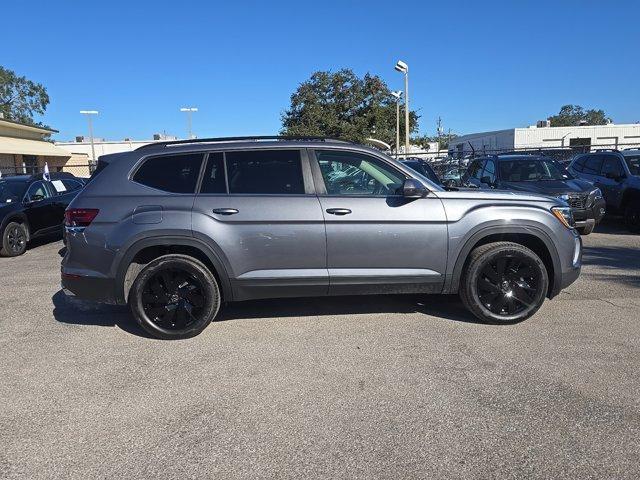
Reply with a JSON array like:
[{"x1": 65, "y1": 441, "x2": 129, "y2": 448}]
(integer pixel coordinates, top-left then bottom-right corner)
[
  {"x1": 212, "y1": 208, "x2": 239, "y2": 215},
  {"x1": 326, "y1": 208, "x2": 352, "y2": 216}
]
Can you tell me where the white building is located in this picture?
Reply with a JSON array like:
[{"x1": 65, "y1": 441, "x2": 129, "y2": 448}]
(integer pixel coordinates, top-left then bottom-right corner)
[
  {"x1": 449, "y1": 123, "x2": 640, "y2": 157},
  {"x1": 55, "y1": 134, "x2": 179, "y2": 161}
]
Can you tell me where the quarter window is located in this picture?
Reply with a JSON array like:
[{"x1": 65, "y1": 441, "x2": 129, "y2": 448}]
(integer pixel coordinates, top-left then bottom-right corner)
[
  {"x1": 200, "y1": 153, "x2": 226, "y2": 194},
  {"x1": 315, "y1": 150, "x2": 405, "y2": 196},
  {"x1": 226, "y1": 150, "x2": 304, "y2": 195},
  {"x1": 133, "y1": 153, "x2": 204, "y2": 193}
]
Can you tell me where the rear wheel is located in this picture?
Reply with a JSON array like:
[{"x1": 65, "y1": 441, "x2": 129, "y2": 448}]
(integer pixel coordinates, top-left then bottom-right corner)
[
  {"x1": 624, "y1": 203, "x2": 640, "y2": 233},
  {"x1": 1, "y1": 222, "x2": 28, "y2": 257},
  {"x1": 460, "y1": 242, "x2": 548, "y2": 324},
  {"x1": 129, "y1": 254, "x2": 220, "y2": 339}
]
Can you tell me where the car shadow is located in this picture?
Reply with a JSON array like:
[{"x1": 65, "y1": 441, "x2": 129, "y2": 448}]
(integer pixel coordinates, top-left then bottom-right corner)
[
  {"x1": 51, "y1": 290, "x2": 483, "y2": 338},
  {"x1": 593, "y1": 217, "x2": 635, "y2": 236}
]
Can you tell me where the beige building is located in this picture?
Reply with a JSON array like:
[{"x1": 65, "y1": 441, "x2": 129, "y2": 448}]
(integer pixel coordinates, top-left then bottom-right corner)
[{"x1": 0, "y1": 118, "x2": 91, "y2": 177}]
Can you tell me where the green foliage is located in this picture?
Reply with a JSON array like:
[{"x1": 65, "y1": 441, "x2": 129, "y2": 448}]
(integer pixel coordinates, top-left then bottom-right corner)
[
  {"x1": 0, "y1": 66, "x2": 50, "y2": 127},
  {"x1": 281, "y1": 69, "x2": 419, "y2": 147},
  {"x1": 411, "y1": 133, "x2": 458, "y2": 151},
  {"x1": 548, "y1": 104, "x2": 610, "y2": 127}
]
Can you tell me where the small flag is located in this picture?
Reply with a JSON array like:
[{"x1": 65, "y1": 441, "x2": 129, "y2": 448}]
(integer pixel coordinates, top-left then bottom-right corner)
[{"x1": 43, "y1": 162, "x2": 50, "y2": 181}]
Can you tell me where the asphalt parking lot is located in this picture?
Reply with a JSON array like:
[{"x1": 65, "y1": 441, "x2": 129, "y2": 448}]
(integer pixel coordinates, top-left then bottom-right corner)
[{"x1": 1, "y1": 219, "x2": 639, "y2": 479}]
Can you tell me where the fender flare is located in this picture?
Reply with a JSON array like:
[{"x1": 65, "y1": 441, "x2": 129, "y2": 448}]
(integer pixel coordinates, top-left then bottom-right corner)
[
  {"x1": 446, "y1": 225, "x2": 562, "y2": 297},
  {"x1": 114, "y1": 235, "x2": 233, "y2": 304}
]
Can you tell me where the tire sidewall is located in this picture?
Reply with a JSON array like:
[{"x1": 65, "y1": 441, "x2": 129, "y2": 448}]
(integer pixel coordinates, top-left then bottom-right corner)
[
  {"x1": 1, "y1": 222, "x2": 28, "y2": 257},
  {"x1": 130, "y1": 255, "x2": 220, "y2": 339},
  {"x1": 467, "y1": 246, "x2": 548, "y2": 324}
]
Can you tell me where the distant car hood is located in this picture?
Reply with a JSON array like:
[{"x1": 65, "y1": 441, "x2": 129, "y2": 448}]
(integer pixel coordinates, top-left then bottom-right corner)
[{"x1": 499, "y1": 178, "x2": 594, "y2": 196}]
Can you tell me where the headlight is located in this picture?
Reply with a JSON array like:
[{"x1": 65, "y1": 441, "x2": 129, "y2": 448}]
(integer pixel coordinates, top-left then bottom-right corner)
[
  {"x1": 551, "y1": 206, "x2": 575, "y2": 229},
  {"x1": 557, "y1": 194, "x2": 570, "y2": 202}
]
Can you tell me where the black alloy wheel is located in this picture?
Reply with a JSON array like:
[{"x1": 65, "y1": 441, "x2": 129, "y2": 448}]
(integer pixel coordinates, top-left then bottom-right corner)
[
  {"x1": 1, "y1": 222, "x2": 28, "y2": 257},
  {"x1": 460, "y1": 242, "x2": 549, "y2": 324},
  {"x1": 129, "y1": 254, "x2": 220, "y2": 339},
  {"x1": 142, "y1": 268, "x2": 206, "y2": 330},
  {"x1": 476, "y1": 254, "x2": 540, "y2": 317}
]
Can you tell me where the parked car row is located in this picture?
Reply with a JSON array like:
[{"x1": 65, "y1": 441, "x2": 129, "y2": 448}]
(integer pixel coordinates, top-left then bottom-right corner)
[
  {"x1": 402, "y1": 148, "x2": 640, "y2": 234},
  {"x1": 0, "y1": 173, "x2": 87, "y2": 256}
]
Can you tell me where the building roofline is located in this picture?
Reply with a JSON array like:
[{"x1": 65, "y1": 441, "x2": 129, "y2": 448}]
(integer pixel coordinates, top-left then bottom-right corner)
[{"x1": 0, "y1": 117, "x2": 58, "y2": 134}]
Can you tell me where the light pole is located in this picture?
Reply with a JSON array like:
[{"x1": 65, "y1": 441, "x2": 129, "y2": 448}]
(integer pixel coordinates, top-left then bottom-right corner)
[
  {"x1": 390, "y1": 91, "x2": 403, "y2": 157},
  {"x1": 180, "y1": 107, "x2": 198, "y2": 139},
  {"x1": 80, "y1": 110, "x2": 99, "y2": 162},
  {"x1": 394, "y1": 60, "x2": 409, "y2": 156}
]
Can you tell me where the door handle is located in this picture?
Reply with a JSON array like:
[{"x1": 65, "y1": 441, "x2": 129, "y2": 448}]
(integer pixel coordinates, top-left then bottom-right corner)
[
  {"x1": 326, "y1": 208, "x2": 352, "y2": 216},
  {"x1": 212, "y1": 208, "x2": 239, "y2": 215}
]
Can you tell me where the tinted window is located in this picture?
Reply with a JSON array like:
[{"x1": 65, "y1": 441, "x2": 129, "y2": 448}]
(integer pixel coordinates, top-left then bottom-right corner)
[
  {"x1": 316, "y1": 150, "x2": 405, "y2": 196},
  {"x1": 62, "y1": 179, "x2": 83, "y2": 192},
  {"x1": 483, "y1": 159, "x2": 496, "y2": 183},
  {"x1": 226, "y1": 150, "x2": 304, "y2": 195},
  {"x1": 600, "y1": 156, "x2": 624, "y2": 177},
  {"x1": 467, "y1": 160, "x2": 485, "y2": 181},
  {"x1": 25, "y1": 181, "x2": 51, "y2": 202},
  {"x1": 624, "y1": 155, "x2": 640, "y2": 175},
  {"x1": 582, "y1": 155, "x2": 604, "y2": 175},
  {"x1": 498, "y1": 159, "x2": 569, "y2": 182},
  {"x1": 133, "y1": 153, "x2": 204, "y2": 193},
  {"x1": 572, "y1": 155, "x2": 586, "y2": 172},
  {"x1": 200, "y1": 152, "x2": 226, "y2": 194}
]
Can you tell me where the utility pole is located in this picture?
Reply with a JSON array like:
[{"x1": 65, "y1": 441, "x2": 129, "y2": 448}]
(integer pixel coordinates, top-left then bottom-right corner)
[
  {"x1": 394, "y1": 60, "x2": 409, "y2": 156},
  {"x1": 80, "y1": 110, "x2": 99, "y2": 162},
  {"x1": 436, "y1": 116, "x2": 442, "y2": 152},
  {"x1": 180, "y1": 107, "x2": 198, "y2": 139}
]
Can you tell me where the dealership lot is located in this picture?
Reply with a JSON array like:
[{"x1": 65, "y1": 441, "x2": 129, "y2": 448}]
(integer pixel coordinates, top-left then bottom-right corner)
[{"x1": 1, "y1": 221, "x2": 639, "y2": 479}]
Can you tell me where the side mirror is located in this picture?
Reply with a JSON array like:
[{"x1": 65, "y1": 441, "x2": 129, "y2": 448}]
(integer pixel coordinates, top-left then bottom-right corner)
[
  {"x1": 402, "y1": 178, "x2": 428, "y2": 198},
  {"x1": 606, "y1": 171, "x2": 623, "y2": 181},
  {"x1": 480, "y1": 176, "x2": 493, "y2": 186}
]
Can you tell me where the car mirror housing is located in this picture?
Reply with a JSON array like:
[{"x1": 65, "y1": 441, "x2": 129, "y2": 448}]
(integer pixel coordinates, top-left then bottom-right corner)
[{"x1": 402, "y1": 178, "x2": 428, "y2": 198}]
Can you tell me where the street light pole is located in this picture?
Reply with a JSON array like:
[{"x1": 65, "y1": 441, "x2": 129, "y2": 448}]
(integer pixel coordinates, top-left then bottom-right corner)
[
  {"x1": 180, "y1": 107, "x2": 198, "y2": 139},
  {"x1": 390, "y1": 91, "x2": 403, "y2": 158},
  {"x1": 395, "y1": 61, "x2": 410, "y2": 156},
  {"x1": 80, "y1": 110, "x2": 99, "y2": 162}
]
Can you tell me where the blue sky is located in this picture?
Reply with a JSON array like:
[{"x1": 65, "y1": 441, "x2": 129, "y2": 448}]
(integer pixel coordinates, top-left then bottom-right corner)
[{"x1": 3, "y1": 0, "x2": 639, "y2": 141}]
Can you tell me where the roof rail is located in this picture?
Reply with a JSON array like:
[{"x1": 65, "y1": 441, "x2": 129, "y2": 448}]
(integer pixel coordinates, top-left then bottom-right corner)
[
  {"x1": 135, "y1": 135, "x2": 351, "y2": 151},
  {"x1": 623, "y1": 147, "x2": 640, "y2": 151},
  {"x1": 594, "y1": 148, "x2": 620, "y2": 152}
]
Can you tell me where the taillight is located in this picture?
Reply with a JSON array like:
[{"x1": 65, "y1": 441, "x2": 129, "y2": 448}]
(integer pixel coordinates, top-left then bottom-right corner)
[{"x1": 65, "y1": 208, "x2": 99, "y2": 227}]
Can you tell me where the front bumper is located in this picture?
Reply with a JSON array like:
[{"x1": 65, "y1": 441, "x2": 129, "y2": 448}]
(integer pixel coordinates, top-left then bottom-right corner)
[
  {"x1": 550, "y1": 232, "x2": 582, "y2": 298},
  {"x1": 572, "y1": 197, "x2": 606, "y2": 226}
]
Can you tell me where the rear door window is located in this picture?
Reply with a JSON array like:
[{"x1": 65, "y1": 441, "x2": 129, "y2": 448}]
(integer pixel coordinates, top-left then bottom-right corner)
[
  {"x1": 133, "y1": 153, "x2": 204, "y2": 193},
  {"x1": 600, "y1": 155, "x2": 625, "y2": 178},
  {"x1": 225, "y1": 150, "x2": 304, "y2": 195}
]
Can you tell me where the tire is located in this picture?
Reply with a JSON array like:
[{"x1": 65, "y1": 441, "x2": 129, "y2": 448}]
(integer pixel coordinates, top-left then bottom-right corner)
[
  {"x1": 129, "y1": 254, "x2": 221, "y2": 339},
  {"x1": 459, "y1": 242, "x2": 549, "y2": 324},
  {"x1": 1, "y1": 222, "x2": 28, "y2": 257},
  {"x1": 624, "y1": 203, "x2": 640, "y2": 233}
]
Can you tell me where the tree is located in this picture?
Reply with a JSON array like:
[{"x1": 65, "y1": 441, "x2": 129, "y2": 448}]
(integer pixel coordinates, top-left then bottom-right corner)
[
  {"x1": 281, "y1": 69, "x2": 419, "y2": 148},
  {"x1": 0, "y1": 66, "x2": 50, "y2": 127},
  {"x1": 548, "y1": 104, "x2": 610, "y2": 127}
]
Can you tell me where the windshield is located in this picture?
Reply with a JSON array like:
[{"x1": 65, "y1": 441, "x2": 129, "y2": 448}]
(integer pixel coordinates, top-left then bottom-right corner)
[
  {"x1": 624, "y1": 155, "x2": 640, "y2": 175},
  {"x1": 0, "y1": 181, "x2": 26, "y2": 204},
  {"x1": 499, "y1": 159, "x2": 572, "y2": 182}
]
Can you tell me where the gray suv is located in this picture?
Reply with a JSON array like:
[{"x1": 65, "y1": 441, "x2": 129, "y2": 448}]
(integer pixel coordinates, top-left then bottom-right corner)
[
  {"x1": 568, "y1": 149, "x2": 640, "y2": 232},
  {"x1": 61, "y1": 137, "x2": 582, "y2": 339}
]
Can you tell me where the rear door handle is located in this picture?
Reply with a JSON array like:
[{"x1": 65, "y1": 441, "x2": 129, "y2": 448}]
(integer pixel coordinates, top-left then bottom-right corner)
[
  {"x1": 326, "y1": 208, "x2": 352, "y2": 216},
  {"x1": 212, "y1": 208, "x2": 239, "y2": 215}
]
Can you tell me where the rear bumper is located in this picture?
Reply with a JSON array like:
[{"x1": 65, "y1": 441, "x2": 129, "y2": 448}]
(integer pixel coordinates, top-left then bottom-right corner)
[{"x1": 61, "y1": 271, "x2": 118, "y2": 304}]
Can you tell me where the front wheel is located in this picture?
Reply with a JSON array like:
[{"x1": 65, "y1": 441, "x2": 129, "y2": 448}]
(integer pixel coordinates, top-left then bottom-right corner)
[
  {"x1": 129, "y1": 254, "x2": 221, "y2": 339},
  {"x1": 459, "y1": 242, "x2": 549, "y2": 324},
  {"x1": 624, "y1": 204, "x2": 640, "y2": 233}
]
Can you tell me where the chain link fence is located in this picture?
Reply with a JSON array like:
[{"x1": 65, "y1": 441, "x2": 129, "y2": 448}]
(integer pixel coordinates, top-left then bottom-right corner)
[
  {"x1": 0, "y1": 163, "x2": 96, "y2": 179},
  {"x1": 395, "y1": 141, "x2": 640, "y2": 181}
]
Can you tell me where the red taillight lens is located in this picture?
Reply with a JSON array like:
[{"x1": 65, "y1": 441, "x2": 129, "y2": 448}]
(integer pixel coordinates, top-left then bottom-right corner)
[{"x1": 65, "y1": 208, "x2": 99, "y2": 227}]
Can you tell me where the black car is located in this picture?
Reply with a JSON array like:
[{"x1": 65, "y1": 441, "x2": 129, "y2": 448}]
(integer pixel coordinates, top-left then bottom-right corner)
[
  {"x1": 0, "y1": 173, "x2": 86, "y2": 256},
  {"x1": 400, "y1": 158, "x2": 442, "y2": 185},
  {"x1": 462, "y1": 154, "x2": 606, "y2": 234}
]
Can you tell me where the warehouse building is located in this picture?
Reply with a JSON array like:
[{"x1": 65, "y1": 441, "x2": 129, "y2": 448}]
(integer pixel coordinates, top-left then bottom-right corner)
[{"x1": 449, "y1": 123, "x2": 640, "y2": 158}]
